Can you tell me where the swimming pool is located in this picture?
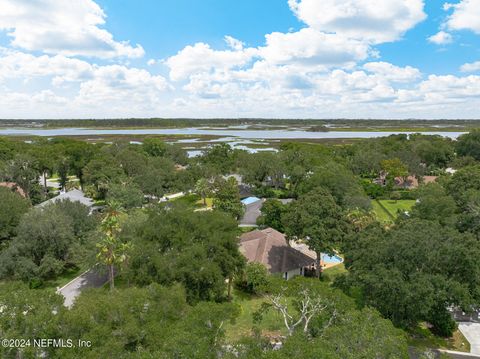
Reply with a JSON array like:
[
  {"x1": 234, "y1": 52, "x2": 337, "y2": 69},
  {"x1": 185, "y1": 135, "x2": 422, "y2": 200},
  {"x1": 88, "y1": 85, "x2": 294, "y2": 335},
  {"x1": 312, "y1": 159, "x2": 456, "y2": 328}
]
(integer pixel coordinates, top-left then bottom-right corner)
[
  {"x1": 241, "y1": 197, "x2": 261, "y2": 205},
  {"x1": 321, "y1": 254, "x2": 343, "y2": 264}
]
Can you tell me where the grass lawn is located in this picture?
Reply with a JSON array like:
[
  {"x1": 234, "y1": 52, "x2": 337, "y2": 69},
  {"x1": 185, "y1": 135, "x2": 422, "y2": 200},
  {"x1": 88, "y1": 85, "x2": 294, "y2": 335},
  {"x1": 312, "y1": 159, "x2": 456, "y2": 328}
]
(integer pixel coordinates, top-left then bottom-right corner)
[
  {"x1": 195, "y1": 197, "x2": 213, "y2": 208},
  {"x1": 323, "y1": 263, "x2": 347, "y2": 281},
  {"x1": 225, "y1": 290, "x2": 287, "y2": 342},
  {"x1": 408, "y1": 323, "x2": 470, "y2": 353},
  {"x1": 371, "y1": 200, "x2": 394, "y2": 223},
  {"x1": 372, "y1": 199, "x2": 416, "y2": 222},
  {"x1": 43, "y1": 264, "x2": 87, "y2": 289}
]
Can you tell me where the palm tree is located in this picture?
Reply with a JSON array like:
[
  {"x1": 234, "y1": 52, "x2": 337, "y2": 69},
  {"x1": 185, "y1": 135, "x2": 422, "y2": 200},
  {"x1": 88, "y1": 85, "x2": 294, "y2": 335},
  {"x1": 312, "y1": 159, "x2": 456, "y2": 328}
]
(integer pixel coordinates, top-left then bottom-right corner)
[
  {"x1": 96, "y1": 202, "x2": 131, "y2": 290},
  {"x1": 194, "y1": 178, "x2": 210, "y2": 206}
]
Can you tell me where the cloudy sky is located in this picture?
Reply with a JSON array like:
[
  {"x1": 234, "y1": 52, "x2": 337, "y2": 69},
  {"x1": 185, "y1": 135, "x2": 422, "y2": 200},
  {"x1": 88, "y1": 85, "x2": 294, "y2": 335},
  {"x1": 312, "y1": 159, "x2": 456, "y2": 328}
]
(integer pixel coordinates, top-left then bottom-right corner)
[{"x1": 0, "y1": 0, "x2": 480, "y2": 119}]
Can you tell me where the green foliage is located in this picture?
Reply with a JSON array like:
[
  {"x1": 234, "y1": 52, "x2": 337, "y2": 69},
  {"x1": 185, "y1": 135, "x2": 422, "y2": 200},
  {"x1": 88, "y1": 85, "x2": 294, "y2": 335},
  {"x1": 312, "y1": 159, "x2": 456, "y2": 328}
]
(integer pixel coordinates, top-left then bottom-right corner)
[
  {"x1": 202, "y1": 143, "x2": 237, "y2": 174},
  {"x1": 456, "y1": 130, "x2": 480, "y2": 160},
  {"x1": 126, "y1": 206, "x2": 245, "y2": 303},
  {"x1": 83, "y1": 155, "x2": 124, "y2": 199},
  {"x1": 0, "y1": 282, "x2": 65, "y2": 359},
  {"x1": 106, "y1": 181, "x2": 144, "y2": 209},
  {"x1": 299, "y1": 162, "x2": 369, "y2": 209},
  {"x1": 411, "y1": 183, "x2": 457, "y2": 225},
  {"x1": 341, "y1": 219, "x2": 480, "y2": 335},
  {"x1": 381, "y1": 158, "x2": 408, "y2": 179},
  {"x1": 257, "y1": 199, "x2": 286, "y2": 232},
  {"x1": 143, "y1": 137, "x2": 168, "y2": 157},
  {"x1": 283, "y1": 188, "x2": 350, "y2": 277},
  {"x1": 213, "y1": 177, "x2": 244, "y2": 219},
  {"x1": 239, "y1": 262, "x2": 270, "y2": 294},
  {"x1": 0, "y1": 201, "x2": 96, "y2": 283},
  {"x1": 0, "y1": 187, "x2": 30, "y2": 242}
]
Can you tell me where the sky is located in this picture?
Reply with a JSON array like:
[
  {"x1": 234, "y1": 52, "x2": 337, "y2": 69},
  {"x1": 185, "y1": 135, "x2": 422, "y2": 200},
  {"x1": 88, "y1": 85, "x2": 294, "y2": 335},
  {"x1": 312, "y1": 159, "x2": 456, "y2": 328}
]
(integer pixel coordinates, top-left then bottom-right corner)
[{"x1": 0, "y1": 0, "x2": 480, "y2": 119}]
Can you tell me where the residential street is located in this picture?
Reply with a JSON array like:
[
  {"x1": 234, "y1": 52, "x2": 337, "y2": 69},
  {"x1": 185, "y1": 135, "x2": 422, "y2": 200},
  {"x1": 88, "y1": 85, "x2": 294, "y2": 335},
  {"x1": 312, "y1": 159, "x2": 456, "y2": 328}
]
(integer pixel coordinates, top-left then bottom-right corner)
[
  {"x1": 459, "y1": 323, "x2": 480, "y2": 355},
  {"x1": 57, "y1": 267, "x2": 109, "y2": 308}
]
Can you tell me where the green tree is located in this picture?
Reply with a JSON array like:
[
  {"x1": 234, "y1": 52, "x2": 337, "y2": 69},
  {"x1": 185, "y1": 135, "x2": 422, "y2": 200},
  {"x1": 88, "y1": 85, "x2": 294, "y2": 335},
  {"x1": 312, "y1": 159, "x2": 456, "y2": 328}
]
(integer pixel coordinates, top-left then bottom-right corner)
[
  {"x1": 456, "y1": 130, "x2": 480, "y2": 161},
  {"x1": 194, "y1": 178, "x2": 211, "y2": 205},
  {"x1": 381, "y1": 158, "x2": 408, "y2": 186},
  {"x1": 342, "y1": 219, "x2": 480, "y2": 335},
  {"x1": 283, "y1": 188, "x2": 350, "y2": 278},
  {"x1": 0, "y1": 187, "x2": 30, "y2": 242},
  {"x1": 143, "y1": 137, "x2": 168, "y2": 157},
  {"x1": 0, "y1": 282, "x2": 65, "y2": 359},
  {"x1": 1, "y1": 154, "x2": 40, "y2": 199},
  {"x1": 106, "y1": 181, "x2": 144, "y2": 209},
  {"x1": 411, "y1": 183, "x2": 457, "y2": 226},
  {"x1": 240, "y1": 262, "x2": 270, "y2": 294},
  {"x1": 96, "y1": 204, "x2": 130, "y2": 290},
  {"x1": 126, "y1": 206, "x2": 245, "y2": 303},
  {"x1": 213, "y1": 177, "x2": 244, "y2": 219},
  {"x1": 257, "y1": 199, "x2": 286, "y2": 232},
  {"x1": 0, "y1": 206, "x2": 76, "y2": 282},
  {"x1": 83, "y1": 155, "x2": 124, "y2": 199}
]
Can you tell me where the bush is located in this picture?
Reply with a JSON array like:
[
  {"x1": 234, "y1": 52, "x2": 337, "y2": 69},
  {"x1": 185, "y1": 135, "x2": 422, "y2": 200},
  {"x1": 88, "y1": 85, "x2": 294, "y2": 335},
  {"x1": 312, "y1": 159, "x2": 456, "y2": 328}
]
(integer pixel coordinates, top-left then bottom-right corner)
[
  {"x1": 253, "y1": 186, "x2": 275, "y2": 198},
  {"x1": 361, "y1": 180, "x2": 385, "y2": 199},
  {"x1": 238, "y1": 262, "x2": 270, "y2": 294}
]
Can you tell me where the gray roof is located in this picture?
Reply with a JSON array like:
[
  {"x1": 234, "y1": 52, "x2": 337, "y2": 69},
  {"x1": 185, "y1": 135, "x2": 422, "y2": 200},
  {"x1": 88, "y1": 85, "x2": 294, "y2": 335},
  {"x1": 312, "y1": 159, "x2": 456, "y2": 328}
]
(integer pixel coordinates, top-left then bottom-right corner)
[{"x1": 37, "y1": 189, "x2": 94, "y2": 208}]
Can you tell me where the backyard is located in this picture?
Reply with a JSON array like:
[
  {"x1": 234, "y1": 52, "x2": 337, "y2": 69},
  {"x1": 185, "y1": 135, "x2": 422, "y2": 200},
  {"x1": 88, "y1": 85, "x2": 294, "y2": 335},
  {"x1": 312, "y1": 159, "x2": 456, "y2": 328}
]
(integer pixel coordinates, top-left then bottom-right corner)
[{"x1": 372, "y1": 199, "x2": 416, "y2": 223}]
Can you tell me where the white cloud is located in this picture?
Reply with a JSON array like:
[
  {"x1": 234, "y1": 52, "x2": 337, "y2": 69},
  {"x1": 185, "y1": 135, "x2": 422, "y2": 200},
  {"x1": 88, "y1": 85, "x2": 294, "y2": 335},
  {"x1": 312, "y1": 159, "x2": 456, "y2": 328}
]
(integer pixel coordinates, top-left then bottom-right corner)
[
  {"x1": 0, "y1": 48, "x2": 94, "y2": 83},
  {"x1": 0, "y1": 0, "x2": 144, "y2": 58},
  {"x1": 165, "y1": 42, "x2": 258, "y2": 81},
  {"x1": 363, "y1": 62, "x2": 422, "y2": 82},
  {"x1": 427, "y1": 31, "x2": 453, "y2": 44},
  {"x1": 444, "y1": 0, "x2": 480, "y2": 34},
  {"x1": 76, "y1": 65, "x2": 170, "y2": 108},
  {"x1": 259, "y1": 28, "x2": 370, "y2": 67},
  {"x1": 287, "y1": 0, "x2": 426, "y2": 43},
  {"x1": 461, "y1": 61, "x2": 480, "y2": 72},
  {"x1": 224, "y1": 36, "x2": 244, "y2": 51}
]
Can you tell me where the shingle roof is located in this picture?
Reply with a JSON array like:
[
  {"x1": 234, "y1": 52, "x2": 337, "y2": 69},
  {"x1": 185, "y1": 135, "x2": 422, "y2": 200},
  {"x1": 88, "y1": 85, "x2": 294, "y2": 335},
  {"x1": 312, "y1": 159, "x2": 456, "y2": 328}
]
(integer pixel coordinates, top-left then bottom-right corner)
[
  {"x1": 239, "y1": 228, "x2": 314, "y2": 274},
  {"x1": 36, "y1": 189, "x2": 94, "y2": 208},
  {"x1": 0, "y1": 182, "x2": 26, "y2": 197}
]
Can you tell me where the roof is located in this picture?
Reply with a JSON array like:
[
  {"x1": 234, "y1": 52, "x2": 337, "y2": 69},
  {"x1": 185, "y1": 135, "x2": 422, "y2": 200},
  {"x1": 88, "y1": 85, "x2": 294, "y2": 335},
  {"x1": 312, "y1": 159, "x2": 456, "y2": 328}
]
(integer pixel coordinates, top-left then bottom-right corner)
[
  {"x1": 37, "y1": 189, "x2": 94, "y2": 208},
  {"x1": 394, "y1": 175, "x2": 438, "y2": 189},
  {"x1": 0, "y1": 182, "x2": 26, "y2": 197},
  {"x1": 239, "y1": 228, "x2": 314, "y2": 274}
]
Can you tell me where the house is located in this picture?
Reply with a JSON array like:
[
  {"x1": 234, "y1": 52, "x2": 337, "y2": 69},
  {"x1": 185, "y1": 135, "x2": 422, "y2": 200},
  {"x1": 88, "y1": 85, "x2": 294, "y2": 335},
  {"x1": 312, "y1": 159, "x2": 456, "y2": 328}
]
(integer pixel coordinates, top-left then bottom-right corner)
[
  {"x1": 374, "y1": 173, "x2": 438, "y2": 189},
  {"x1": 36, "y1": 189, "x2": 94, "y2": 209},
  {"x1": 394, "y1": 175, "x2": 438, "y2": 189},
  {"x1": 0, "y1": 182, "x2": 26, "y2": 197},
  {"x1": 239, "y1": 228, "x2": 315, "y2": 280}
]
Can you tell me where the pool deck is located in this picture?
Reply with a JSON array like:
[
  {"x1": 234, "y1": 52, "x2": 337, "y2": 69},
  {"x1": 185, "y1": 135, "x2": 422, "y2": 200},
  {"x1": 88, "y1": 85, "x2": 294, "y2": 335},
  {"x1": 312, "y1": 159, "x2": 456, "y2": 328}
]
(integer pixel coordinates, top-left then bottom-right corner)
[{"x1": 289, "y1": 242, "x2": 344, "y2": 269}]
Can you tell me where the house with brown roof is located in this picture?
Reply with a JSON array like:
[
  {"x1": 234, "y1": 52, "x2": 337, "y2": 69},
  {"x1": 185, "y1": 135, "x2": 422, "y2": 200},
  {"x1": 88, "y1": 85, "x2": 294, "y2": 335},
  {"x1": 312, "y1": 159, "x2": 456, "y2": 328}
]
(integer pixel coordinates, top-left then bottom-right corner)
[
  {"x1": 394, "y1": 175, "x2": 438, "y2": 189},
  {"x1": 239, "y1": 228, "x2": 315, "y2": 280},
  {"x1": 0, "y1": 182, "x2": 26, "y2": 197}
]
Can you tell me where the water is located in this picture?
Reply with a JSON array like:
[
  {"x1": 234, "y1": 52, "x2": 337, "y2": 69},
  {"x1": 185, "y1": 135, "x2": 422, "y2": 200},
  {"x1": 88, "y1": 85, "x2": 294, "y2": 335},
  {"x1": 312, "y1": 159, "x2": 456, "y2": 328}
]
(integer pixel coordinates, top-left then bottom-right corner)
[
  {"x1": 241, "y1": 197, "x2": 262, "y2": 205},
  {"x1": 0, "y1": 127, "x2": 466, "y2": 140},
  {"x1": 322, "y1": 254, "x2": 343, "y2": 264}
]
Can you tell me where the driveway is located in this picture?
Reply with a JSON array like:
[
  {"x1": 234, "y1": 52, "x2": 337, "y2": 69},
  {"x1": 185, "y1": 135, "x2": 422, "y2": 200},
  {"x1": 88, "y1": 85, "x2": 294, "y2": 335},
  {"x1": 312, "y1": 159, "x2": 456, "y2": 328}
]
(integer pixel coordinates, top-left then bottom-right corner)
[
  {"x1": 459, "y1": 322, "x2": 480, "y2": 355},
  {"x1": 239, "y1": 199, "x2": 263, "y2": 226},
  {"x1": 57, "y1": 267, "x2": 109, "y2": 308}
]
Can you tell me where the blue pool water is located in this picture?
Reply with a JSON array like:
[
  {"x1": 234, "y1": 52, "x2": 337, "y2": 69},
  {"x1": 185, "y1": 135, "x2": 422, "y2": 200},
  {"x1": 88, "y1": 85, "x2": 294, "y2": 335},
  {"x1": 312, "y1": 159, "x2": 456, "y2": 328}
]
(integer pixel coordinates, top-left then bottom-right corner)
[
  {"x1": 241, "y1": 197, "x2": 261, "y2": 205},
  {"x1": 322, "y1": 254, "x2": 343, "y2": 264}
]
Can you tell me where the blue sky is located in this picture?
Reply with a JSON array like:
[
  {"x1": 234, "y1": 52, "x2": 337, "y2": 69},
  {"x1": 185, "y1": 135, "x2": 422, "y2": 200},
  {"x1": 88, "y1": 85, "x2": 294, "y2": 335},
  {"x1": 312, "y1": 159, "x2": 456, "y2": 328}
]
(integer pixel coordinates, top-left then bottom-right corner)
[{"x1": 0, "y1": 0, "x2": 480, "y2": 119}]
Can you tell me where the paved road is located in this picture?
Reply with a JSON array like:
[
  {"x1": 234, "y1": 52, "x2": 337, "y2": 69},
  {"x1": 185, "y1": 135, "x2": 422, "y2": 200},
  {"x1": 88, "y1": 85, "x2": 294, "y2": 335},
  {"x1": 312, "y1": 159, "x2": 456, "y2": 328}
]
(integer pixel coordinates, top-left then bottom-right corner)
[
  {"x1": 459, "y1": 323, "x2": 480, "y2": 355},
  {"x1": 57, "y1": 267, "x2": 109, "y2": 308}
]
